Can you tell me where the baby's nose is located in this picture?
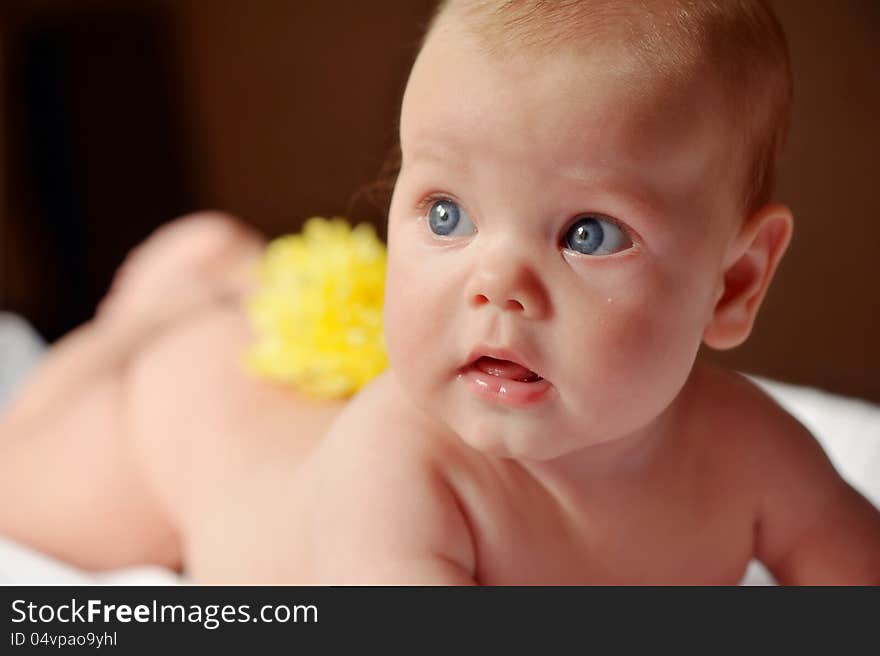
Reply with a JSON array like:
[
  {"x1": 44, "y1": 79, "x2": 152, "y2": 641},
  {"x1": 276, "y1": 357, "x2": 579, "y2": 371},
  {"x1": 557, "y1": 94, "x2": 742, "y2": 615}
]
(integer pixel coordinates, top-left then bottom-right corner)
[{"x1": 467, "y1": 254, "x2": 549, "y2": 319}]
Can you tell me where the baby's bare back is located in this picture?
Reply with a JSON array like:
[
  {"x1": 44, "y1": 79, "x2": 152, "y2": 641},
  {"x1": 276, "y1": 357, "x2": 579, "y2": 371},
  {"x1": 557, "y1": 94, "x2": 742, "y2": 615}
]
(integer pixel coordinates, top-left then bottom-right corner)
[{"x1": 123, "y1": 303, "x2": 344, "y2": 580}]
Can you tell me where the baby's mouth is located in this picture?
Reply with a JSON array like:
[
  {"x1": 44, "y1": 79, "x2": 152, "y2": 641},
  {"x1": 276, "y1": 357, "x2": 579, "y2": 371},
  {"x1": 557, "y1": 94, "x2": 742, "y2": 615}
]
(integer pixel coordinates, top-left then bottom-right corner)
[
  {"x1": 470, "y1": 356, "x2": 543, "y2": 383},
  {"x1": 458, "y1": 352, "x2": 553, "y2": 407}
]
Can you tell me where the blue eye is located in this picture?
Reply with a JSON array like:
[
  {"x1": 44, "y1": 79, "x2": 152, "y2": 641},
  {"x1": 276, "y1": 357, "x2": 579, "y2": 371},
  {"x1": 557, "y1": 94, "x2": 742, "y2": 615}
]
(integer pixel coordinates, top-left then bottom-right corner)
[
  {"x1": 427, "y1": 199, "x2": 476, "y2": 237},
  {"x1": 564, "y1": 216, "x2": 631, "y2": 255}
]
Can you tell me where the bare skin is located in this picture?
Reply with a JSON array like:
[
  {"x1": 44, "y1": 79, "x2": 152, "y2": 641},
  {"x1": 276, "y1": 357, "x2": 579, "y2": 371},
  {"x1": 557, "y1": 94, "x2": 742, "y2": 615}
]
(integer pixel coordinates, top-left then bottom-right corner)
[{"x1": 2, "y1": 2, "x2": 879, "y2": 585}]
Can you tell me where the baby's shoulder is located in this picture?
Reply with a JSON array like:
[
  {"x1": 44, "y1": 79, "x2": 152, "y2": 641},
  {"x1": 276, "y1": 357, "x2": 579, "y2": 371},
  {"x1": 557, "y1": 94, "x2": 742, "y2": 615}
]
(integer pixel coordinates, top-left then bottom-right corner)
[
  {"x1": 685, "y1": 360, "x2": 827, "y2": 473},
  {"x1": 299, "y1": 371, "x2": 477, "y2": 582},
  {"x1": 322, "y1": 370, "x2": 460, "y2": 464},
  {"x1": 690, "y1": 363, "x2": 880, "y2": 583},
  {"x1": 311, "y1": 370, "x2": 477, "y2": 527}
]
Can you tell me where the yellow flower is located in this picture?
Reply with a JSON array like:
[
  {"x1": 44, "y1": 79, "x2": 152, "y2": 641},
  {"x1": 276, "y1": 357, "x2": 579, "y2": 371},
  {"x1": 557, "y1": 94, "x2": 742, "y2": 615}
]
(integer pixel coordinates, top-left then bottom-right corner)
[{"x1": 244, "y1": 217, "x2": 388, "y2": 399}]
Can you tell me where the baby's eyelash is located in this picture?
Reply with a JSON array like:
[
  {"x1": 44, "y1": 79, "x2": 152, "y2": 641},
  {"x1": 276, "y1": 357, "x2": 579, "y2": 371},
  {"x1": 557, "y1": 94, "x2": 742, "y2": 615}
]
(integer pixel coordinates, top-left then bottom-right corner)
[{"x1": 415, "y1": 192, "x2": 456, "y2": 212}]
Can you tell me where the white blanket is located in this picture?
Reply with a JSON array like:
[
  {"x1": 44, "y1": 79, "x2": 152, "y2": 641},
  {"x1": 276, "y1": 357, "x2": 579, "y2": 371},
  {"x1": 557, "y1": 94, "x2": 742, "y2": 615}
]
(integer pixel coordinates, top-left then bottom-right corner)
[{"x1": 1, "y1": 312, "x2": 878, "y2": 585}]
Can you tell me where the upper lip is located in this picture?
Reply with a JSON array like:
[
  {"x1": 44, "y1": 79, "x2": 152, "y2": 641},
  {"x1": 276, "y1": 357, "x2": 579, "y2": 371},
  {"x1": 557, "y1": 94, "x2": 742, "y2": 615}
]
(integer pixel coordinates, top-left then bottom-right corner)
[{"x1": 462, "y1": 344, "x2": 545, "y2": 381}]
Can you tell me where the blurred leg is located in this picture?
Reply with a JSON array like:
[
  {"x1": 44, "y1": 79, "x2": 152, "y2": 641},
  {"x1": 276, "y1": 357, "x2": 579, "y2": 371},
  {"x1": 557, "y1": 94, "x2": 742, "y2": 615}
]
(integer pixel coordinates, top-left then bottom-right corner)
[
  {"x1": 0, "y1": 354, "x2": 181, "y2": 570},
  {"x1": 96, "y1": 211, "x2": 264, "y2": 328}
]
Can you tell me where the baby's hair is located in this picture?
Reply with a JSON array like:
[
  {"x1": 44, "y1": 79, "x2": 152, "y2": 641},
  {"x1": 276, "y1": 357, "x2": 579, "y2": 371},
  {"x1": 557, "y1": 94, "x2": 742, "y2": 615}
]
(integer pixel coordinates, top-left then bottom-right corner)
[{"x1": 423, "y1": 0, "x2": 793, "y2": 215}]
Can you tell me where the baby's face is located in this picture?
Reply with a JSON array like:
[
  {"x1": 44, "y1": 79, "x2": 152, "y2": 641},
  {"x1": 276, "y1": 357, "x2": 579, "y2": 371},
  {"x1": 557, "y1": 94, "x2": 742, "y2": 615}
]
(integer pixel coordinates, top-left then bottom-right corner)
[{"x1": 384, "y1": 15, "x2": 741, "y2": 460}]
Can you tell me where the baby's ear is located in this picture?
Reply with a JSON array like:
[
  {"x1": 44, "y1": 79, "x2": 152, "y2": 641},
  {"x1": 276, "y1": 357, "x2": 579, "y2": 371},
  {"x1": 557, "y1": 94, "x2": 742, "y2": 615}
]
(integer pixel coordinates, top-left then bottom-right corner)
[{"x1": 703, "y1": 203, "x2": 793, "y2": 350}]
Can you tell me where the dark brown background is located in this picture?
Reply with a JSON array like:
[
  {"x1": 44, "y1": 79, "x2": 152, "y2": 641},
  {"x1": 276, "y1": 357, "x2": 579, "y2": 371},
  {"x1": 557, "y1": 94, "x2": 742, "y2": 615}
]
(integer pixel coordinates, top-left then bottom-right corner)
[{"x1": 0, "y1": 0, "x2": 877, "y2": 402}]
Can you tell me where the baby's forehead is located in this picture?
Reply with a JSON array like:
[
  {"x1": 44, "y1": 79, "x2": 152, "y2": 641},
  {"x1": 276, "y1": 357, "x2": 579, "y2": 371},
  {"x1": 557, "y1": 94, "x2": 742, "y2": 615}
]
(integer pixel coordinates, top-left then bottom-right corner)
[{"x1": 405, "y1": 79, "x2": 725, "y2": 227}]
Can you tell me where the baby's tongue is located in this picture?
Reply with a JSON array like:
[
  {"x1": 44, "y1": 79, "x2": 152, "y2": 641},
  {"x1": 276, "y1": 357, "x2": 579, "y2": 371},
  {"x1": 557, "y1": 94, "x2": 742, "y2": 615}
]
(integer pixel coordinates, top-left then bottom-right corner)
[{"x1": 474, "y1": 356, "x2": 538, "y2": 381}]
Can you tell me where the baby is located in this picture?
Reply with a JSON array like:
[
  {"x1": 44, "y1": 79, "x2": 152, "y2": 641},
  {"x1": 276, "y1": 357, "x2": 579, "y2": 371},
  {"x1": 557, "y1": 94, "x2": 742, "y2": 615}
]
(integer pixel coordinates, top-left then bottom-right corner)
[{"x1": 2, "y1": 0, "x2": 879, "y2": 584}]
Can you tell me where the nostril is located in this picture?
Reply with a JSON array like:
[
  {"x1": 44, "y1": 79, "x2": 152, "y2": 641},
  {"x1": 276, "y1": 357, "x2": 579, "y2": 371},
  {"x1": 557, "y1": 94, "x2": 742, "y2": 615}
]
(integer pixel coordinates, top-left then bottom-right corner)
[
  {"x1": 505, "y1": 299, "x2": 524, "y2": 312},
  {"x1": 473, "y1": 294, "x2": 490, "y2": 306}
]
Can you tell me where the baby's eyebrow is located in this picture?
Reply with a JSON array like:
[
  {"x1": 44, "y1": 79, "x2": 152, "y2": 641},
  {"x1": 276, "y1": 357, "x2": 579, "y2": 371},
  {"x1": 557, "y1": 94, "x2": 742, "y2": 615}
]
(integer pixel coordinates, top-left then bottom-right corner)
[
  {"x1": 556, "y1": 166, "x2": 665, "y2": 217},
  {"x1": 404, "y1": 140, "x2": 470, "y2": 171}
]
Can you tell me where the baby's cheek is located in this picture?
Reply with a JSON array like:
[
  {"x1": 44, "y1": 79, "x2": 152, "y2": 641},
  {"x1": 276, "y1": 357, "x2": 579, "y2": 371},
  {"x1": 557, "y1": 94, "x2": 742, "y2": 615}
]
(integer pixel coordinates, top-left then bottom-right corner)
[
  {"x1": 384, "y1": 258, "x2": 450, "y2": 387},
  {"x1": 572, "y1": 286, "x2": 704, "y2": 409},
  {"x1": 611, "y1": 306, "x2": 698, "y2": 374}
]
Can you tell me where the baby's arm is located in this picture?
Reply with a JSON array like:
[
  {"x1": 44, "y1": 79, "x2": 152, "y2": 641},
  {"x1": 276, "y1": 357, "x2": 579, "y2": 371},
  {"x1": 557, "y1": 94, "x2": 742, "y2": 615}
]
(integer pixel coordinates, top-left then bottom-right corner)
[
  {"x1": 292, "y1": 373, "x2": 476, "y2": 585},
  {"x1": 754, "y1": 414, "x2": 880, "y2": 585}
]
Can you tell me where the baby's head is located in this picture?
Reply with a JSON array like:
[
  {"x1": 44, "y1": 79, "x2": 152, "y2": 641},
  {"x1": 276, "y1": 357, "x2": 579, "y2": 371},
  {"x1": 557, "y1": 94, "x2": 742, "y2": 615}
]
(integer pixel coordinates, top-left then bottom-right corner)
[{"x1": 383, "y1": 0, "x2": 794, "y2": 459}]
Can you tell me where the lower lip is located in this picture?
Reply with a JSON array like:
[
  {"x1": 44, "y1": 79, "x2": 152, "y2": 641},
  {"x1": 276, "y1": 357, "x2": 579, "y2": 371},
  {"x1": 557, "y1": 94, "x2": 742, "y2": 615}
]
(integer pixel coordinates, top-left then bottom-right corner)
[{"x1": 458, "y1": 365, "x2": 553, "y2": 407}]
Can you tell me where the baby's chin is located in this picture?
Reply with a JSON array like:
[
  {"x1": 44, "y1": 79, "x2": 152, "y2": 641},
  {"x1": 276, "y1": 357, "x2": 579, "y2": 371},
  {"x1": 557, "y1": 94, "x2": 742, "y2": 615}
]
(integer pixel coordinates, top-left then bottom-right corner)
[{"x1": 440, "y1": 410, "x2": 612, "y2": 462}]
